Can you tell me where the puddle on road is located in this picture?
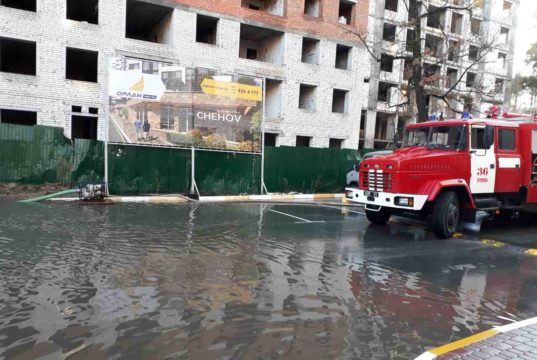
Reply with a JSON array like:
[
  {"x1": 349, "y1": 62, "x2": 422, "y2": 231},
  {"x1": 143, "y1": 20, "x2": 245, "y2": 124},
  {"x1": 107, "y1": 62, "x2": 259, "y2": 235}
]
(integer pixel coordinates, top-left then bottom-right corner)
[{"x1": 1, "y1": 200, "x2": 537, "y2": 359}]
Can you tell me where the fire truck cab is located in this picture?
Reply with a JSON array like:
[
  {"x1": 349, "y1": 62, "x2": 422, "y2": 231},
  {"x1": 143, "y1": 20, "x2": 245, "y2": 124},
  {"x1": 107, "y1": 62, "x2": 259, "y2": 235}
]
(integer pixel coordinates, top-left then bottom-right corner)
[{"x1": 345, "y1": 115, "x2": 537, "y2": 238}]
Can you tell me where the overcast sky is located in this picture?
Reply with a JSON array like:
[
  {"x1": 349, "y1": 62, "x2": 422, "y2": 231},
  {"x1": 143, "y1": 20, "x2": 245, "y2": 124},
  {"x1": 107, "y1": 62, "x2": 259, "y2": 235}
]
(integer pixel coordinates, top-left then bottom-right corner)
[{"x1": 514, "y1": 0, "x2": 537, "y2": 76}]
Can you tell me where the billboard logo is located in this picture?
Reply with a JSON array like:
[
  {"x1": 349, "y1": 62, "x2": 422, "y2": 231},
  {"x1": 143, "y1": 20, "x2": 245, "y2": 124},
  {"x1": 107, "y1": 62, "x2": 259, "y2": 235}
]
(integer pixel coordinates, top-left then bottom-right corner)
[
  {"x1": 109, "y1": 70, "x2": 165, "y2": 101},
  {"x1": 129, "y1": 77, "x2": 144, "y2": 91}
]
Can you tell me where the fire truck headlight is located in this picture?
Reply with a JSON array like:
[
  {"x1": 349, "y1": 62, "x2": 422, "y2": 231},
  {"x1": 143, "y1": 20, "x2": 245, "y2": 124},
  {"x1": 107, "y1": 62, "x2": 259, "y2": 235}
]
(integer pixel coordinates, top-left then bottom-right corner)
[{"x1": 395, "y1": 197, "x2": 414, "y2": 207}]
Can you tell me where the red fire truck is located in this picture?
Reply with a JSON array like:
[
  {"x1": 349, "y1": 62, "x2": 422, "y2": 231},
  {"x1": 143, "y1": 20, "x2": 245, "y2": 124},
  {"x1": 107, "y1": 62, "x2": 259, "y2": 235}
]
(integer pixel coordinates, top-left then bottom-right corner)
[{"x1": 345, "y1": 115, "x2": 537, "y2": 238}]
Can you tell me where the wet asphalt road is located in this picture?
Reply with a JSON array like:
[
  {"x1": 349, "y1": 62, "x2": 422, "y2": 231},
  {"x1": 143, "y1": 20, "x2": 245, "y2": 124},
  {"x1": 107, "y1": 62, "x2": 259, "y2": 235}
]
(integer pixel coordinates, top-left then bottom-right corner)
[{"x1": 1, "y1": 199, "x2": 537, "y2": 360}]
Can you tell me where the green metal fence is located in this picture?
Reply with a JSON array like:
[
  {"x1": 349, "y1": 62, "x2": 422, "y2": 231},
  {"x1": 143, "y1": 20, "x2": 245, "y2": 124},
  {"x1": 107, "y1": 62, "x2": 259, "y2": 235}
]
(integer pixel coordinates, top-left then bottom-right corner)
[
  {"x1": 108, "y1": 144, "x2": 191, "y2": 195},
  {"x1": 195, "y1": 150, "x2": 261, "y2": 195},
  {"x1": 1, "y1": 123, "x2": 377, "y2": 195},
  {"x1": 264, "y1": 146, "x2": 360, "y2": 193}
]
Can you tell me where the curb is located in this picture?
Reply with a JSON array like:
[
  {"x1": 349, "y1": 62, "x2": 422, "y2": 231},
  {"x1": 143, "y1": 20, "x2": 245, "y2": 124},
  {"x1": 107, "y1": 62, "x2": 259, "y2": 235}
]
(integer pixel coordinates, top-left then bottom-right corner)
[
  {"x1": 198, "y1": 193, "x2": 344, "y2": 203},
  {"x1": 415, "y1": 316, "x2": 537, "y2": 359}
]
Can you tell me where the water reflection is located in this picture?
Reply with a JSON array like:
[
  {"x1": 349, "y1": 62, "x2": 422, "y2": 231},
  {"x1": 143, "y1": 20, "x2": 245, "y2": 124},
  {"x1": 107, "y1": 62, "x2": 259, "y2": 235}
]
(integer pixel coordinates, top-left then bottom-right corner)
[{"x1": 0, "y1": 200, "x2": 536, "y2": 359}]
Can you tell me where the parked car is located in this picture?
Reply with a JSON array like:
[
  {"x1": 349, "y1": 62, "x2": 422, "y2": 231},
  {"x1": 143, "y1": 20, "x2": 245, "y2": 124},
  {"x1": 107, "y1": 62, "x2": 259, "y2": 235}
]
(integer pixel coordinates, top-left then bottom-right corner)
[{"x1": 346, "y1": 150, "x2": 393, "y2": 187}]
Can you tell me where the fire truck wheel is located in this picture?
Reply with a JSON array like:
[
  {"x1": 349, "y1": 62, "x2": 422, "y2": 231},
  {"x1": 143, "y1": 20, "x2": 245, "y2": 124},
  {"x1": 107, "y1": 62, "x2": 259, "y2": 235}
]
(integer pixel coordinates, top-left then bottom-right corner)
[
  {"x1": 431, "y1": 191, "x2": 460, "y2": 239},
  {"x1": 365, "y1": 207, "x2": 391, "y2": 225}
]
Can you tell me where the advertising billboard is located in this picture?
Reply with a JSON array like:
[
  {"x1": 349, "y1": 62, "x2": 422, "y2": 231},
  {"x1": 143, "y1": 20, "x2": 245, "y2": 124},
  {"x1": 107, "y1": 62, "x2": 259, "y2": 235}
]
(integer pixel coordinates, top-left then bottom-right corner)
[{"x1": 108, "y1": 57, "x2": 263, "y2": 153}]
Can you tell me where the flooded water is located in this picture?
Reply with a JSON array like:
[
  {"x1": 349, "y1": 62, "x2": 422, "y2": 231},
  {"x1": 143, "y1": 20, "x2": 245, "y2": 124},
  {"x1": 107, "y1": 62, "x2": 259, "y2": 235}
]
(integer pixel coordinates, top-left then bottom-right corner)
[{"x1": 1, "y1": 199, "x2": 537, "y2": 359}]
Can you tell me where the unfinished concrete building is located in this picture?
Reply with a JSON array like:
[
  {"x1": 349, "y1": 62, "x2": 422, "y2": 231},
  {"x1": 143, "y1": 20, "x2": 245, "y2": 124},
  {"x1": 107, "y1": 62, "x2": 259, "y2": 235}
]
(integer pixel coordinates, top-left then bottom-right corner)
[
  {"x1": 362, "y1": 0, "x2": 519, "y2": 149},
  {"x1": 0, "y1": 0, "x2": 370, "y2": 149}
]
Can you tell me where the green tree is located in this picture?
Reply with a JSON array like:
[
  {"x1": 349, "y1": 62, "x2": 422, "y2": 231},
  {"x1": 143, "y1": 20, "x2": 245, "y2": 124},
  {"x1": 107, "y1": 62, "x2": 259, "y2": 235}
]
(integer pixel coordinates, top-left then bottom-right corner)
[
  {"x1": 526, "y1": 43, "x2": 537, "y2": 73},
  {"x1": 521, "y1": 75, "x2": 537, "y2": 111}
]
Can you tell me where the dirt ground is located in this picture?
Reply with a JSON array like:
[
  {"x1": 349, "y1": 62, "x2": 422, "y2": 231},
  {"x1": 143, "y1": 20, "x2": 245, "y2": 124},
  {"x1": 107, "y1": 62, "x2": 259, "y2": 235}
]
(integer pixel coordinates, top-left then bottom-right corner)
[{"x1": 0, "y1": 183, "x2": 69, "y2": 199}]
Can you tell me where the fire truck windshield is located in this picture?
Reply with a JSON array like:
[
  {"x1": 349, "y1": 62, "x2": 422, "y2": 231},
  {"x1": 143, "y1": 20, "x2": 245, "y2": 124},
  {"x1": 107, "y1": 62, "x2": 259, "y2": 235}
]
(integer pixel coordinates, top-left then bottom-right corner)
[{"x1": 403, "y1": 125, "x2": 468, "y2": 151}]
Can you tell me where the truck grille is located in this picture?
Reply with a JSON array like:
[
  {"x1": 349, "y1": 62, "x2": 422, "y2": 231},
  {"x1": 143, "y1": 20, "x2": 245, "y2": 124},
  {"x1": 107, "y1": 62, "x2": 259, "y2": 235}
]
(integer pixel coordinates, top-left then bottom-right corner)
[{"x1": 362, "y1": 170, "x2": 393, "y2": 192}]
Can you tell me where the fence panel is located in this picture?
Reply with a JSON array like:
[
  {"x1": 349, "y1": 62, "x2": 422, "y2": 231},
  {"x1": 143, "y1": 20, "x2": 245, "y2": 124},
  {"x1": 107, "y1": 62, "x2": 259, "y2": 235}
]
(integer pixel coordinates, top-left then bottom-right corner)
[
  {"x1": 108, "y1": 145, "x2": 191, "y2": 195},
  {"x1": 0, "y1": 124, "x2": 73, "y2": 184},
  {"x1": 264, "y1": 146, "x2": 359, "y2": 193},
  {"x1": 195, "y1": 150, "x2": 261, "y2": 195},
  {"x1": 72, "y1": 139, "x2": 105, "y2": 185}
]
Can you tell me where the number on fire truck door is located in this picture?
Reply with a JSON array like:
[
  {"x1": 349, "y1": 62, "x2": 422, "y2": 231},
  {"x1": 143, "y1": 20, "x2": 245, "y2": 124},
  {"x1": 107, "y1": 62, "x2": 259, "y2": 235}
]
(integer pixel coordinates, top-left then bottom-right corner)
[{"x1": 470, "y1": 126, "x2": 496, "y2": 193}]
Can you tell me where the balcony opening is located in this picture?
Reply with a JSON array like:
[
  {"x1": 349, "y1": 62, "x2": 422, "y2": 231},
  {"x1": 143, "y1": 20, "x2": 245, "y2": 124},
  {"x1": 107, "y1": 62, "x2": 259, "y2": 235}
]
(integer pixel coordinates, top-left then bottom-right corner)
[
  {"x1": 335, "y1": 44, "x2": 351, "y2": 70},
  {"x1": 196, "y1": 14, "x2": 218, "y2": 45},
  {"x1": 446, "y1": 68, "x2": 458, "y2": 88},
  {"x1": 380, "y1": 54, "x2": 394, "y2": 72},
  {"x1": 403, "y1": 58, "x2": 412, "y2": 81},
  {"x1": 67, "y1": 0, "x2": 98, "y2": 24},
  {"x1": 423, "y1": 64, "x2": 441, "y2": 86},
  {"x1": 264, "y1": 132, "x2": 278, "y2": 146},
  {"x1": 470, "y1": 18, "x2": 481, "y2": 36},
  {"x1": 126, "y1": 0, "x2": 174, "y2": 45},
  {"x1": 447, "y1": 40, "x2": 460, "y2": 61},
  {"x1": 385, "y1": 0, "x2": 398, "y2": 12},
  {"x1": 0, "y1": 37, "x2": 36, "y2": 75},
  {"x1": 298, "y1": 84, "x2": 317, "y2": 111},
  {"x1": 383, "y1": 23, "x2": 397, "y2": 42},
  {"x1": 427, "y1": 5, "x2": 446, "y2": 30},
  {"x1": 451, "y1": 13, "x2": 463, "y2": 35},
  {"x1": 469, "y1": 45, "x2": 479, "y2": 61},
  {"x1": 304, "y1": 0, "x2": 320, "y2": 17},
  {"x1": 406, "y1": 29, "x2": 416, "y2": 52},
  {"x1": 296, "y1": 135, "x2": 311, "y2": 147},
  {"x1": 239, "y1": 24, "x2": 284, "y2": 64},
  {"x1": 374, "y1": 112, "x2": 391, "y2": 144},
  {"x1": 466, "y1": 72, "x2": 476, "y2": 88},
  {"x1": 498, "y1": 52, "x2": 507, "y2": 68},
  {"x1": 378, "y1": 82, "x2": 394, "y2": 102},
  {"x1": 265, "y1": 79, "x2": 282, "y2": 119},
  {"x1": 0, "y1": 0, "x2": 35, "y2": 11},
  {"x1": 0, "y1": 109, "x2": 37, "y2": 126},
  {"x1": 500, "y1": 27, "x2": 509, "y2": 43},
  {"x1": 66, "y1": 47, "x2": 98, "y2": 82},
  {"x1": 495, "y1": 78, "x2": 504, "y2": 93},
  {"x1": 301, "y1": 37, "x2": 320, "y2": 64},
  {"x1": 338, "y1": 0, "x2": 355, "y2": 25},
  {"x1": 241, "y1": 0, "x2": 284, "y2": 16},
  {"x1": 332, "y1": 89, "x2": 349, "y2": 113},
  {"x1": 360, "y1": 109, "x2": 366, "y2": 139},
  {"x1": 72, "y1": 115, "x2": 97, "y2": 140},
  {"x1": 424, "y1": 34, "x2": 442, "y2": 56},
  {"x1": 503, "y1": 1, "x2": 512, "y2": 17},
  {"x1": 329, "y1": 138, "x2": 344, "y2": 148}
]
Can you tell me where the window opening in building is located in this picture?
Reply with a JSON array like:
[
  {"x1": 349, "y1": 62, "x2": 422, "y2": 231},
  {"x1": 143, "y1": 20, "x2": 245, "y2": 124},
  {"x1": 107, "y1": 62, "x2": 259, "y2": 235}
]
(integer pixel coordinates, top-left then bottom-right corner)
[
  {"x1": 338, "y1": 0, "x2": 355, "y2": 25},
  {"x1": 239, "y1": 24, "x2": 284, "y2": 64},
  {"x1": 378, "y1": 82, "x2": 393, "y2": 102},
  {"x1": 196, "y1": 14, "x2": 218, "y2": 45},
  {"x1": 89, "y1": 107, "x2": 99, "y2": 115},
  {"x1": 0, "y1": 0, "x2": 35, "y2": 11},
  {"x1": 446, "y1": 68, "x2": 458, "y2": 88},
  {"x1": 298, "y1": 84, "x2": 317, "y2": 111},
  {"x1": 0, "y1": 109, "x2": 37, "y2": 126},
  {"x1": 329, "y1": 138, "x2": 343, "y2": 148},
  {"x1": 265, "y1": 79, "x2": 282, "y2": 119},
  {"x1": 380, "y1": 54, "x2": 394, "y2": 72},
  {"x1": 503, "y1": 1, "x2": 512, "y2": 17},
  {"x1": 498, "y1": 129, "x2": 515, "y2": 150},
  {"x1": 66, "y1": 47, "x2": 98, "y2": 82},
  {"x1": 498, "y1": 52, "x2": 507, "y2": 68},
  {"x1": 423, "y1": 64, "x2": 440, "y2": 86},
  {"x1": 301, "y1": 37, "x2": 320, "y2": 65},
  {"x1": 241, "y1": 0, "x2": 284, "y2": 16},
  {"x1": 427, "y1": 5, "x2": 446, "y2": 30},
  {"x1": 332, "y1": 89, "x2": 349, "y2": 113},
  {"x1": 296, "y1": 136, "x2": 311, "y2": 147},
  {"x1": 304, "y1": 0, "x2": 320, "y2": 17},
  {"x1": 385, "y1": 0, "x2": 398, "y2": 12},
  {"x1": 500, "y1": 27, "x2": 509, "y2": 43},
  {"x1": 495, "y1": 78, "x2": 504, "y2": 93},
  {"x1": 469, "y1": 45, "x2": 479, "y2": 61},
  {"x1": 71, "y1": 115, "x2": 97, "y2": 140},
  {"x1": 470, "y1": 18, "x2": 481, "y2": 36},
  {"x1": 466, "y1": 72, "x2": 476, "y2": 88},
  {"x1": 335, "y1": 44, "x2": 351, "y2": 70},
  {"x1": 67, "y1": 0, "x2": 98, "y2": 24},
  {"x1": 403, "y1": 58, "x2": 412, "y2": 80},
  {"x1": 264, "y1": 132, "x2": 278, "y2": 146},
  {"x1": 451, "y1": 13, "x2": 463, "y2": 34},
  {"x1": 125, "y1": 0, "x2": 174, "y2": 44},
  {"x1": 360, "y1": 109, "x2": 366, "y2": 138},
  {"x1": 448, "y1": 40, "x2": 460, "y2": 61},
  {"x1": 0, "y1": 37, "x2": 36, "y2": 75},
  {"x1": 406, "y1": 29, "x2": 416, "y2": 52},
  {"x1": 72, "y1": 105, "x2": 82, "y2": 113},
  {"x1": 383, "y1": 23, "x2": 397, "y2": 42},
  {"x1": 374, "y1": 113, "x2": 390, "y2": 144},
  {"x1": 425, "y1": 34, "x2": 442, "y2": 56}
]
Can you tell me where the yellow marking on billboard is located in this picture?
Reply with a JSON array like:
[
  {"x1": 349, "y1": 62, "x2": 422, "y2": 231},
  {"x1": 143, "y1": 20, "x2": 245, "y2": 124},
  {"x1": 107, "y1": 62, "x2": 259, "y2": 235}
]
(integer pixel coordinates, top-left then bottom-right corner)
[
  {"x1": 201, "y1": 78, "x2": 262, "y2": 101},
  {"x1": 129, "y1": 77, "x2": 144, "y2": 91}
]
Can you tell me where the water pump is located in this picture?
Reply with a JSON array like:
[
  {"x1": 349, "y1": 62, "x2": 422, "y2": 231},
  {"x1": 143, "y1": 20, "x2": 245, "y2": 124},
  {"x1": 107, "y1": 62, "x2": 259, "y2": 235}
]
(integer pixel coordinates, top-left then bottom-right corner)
[{"x1": 78, "y1": 183, "x2": 107, "y2": 201}]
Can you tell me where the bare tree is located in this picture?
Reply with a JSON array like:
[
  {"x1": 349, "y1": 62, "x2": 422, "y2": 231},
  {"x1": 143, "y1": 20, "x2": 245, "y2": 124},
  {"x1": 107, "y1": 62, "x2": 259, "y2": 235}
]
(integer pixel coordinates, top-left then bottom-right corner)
[{"x1": 343, "y1": 0, "x2": 505, "y2": 123}]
